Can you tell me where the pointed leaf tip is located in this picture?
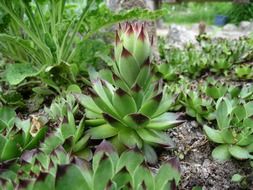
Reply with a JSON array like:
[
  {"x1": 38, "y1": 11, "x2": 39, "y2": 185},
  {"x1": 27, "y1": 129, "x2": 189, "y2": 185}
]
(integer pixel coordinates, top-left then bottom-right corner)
[
  {"x1": 56, "y1": 164, "x2": 69, "y2": 180},
  {"x1": 95, "y1": 140, "x2": 115, "y2": 154},
  {"x1": 103, "y1": 113, "x2": 118, "y2": 124},
  {"x1": 115, "y1": 30, "x2": 120, "y2": 45},
  {"x1": 167, "y1": 157, "x2": 181, "y2": 172},
  {"x1": 116, "y1": 88, "x2": 127, "y2": 96},
  {"x1": 141, "y1": 181, "x2": 147, "y2": 190},
  {"x1": 154, "y1": 92, "x2": 163, "y2": 102},
  {"x1": 131, "y1": 84, "x2": 142, "y2": 92},
  {"x1": 126, "y1": 24, "x2": 134, "y2": 35},
  {"x1": 143, "y1": 57, "x2": 151, "y2": 67},
  {"x1": 121, "y1": 47, "x2": 132, "y2": 58},
  {"x1": 37, "y1": 172, "x2": 48, "y2": 181},
  {"x1": 130, "y1": 113, "x2": 149, "y2": 125},
  {"x1": 138, "y1": 24, "x2": 146, "y2": 41}
]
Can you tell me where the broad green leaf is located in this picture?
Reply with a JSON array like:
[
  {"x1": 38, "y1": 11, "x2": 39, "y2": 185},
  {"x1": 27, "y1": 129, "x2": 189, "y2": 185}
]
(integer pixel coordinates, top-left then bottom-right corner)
[
  {"x1": 133, "y1": 165, "x2": 155, "y2": 190},
  {"x1": 228, "y1": 145, "x2": 250, "y2": 160},
  {"x1": 244, "y1": 101, "x2": 253, "y2": 117},
  {"x1": 33, "y1": 173, "x2": 54, "y2": 190},
  {"x1": 155, "y1": 162, "x2": 180, "y2": 189},
  {"x1": 231, "y1": 174, "x2": 244, "y2": 183},
  {"x1": 233, "y1": 105, "x2": 246, "y2": 122},
  {"x1": 0, "y1": 138, "x2": 22, "y2": 161},
  {"x1": 93, "y1": 155, "x2": 114, "y2": 190},
  {"x1": 116, "y1": 150, "x2": 144, "y2": 174},
  {"x1": 137, "y1": 129, "x2": 174, "y2": 147},
  {"x1": 220, "y1": 129, "x2": 234, "y2": 144},
  {"x1": 0, "y1": 107, "x2": 16, "y2": 130},
  {"x1": 112, "y1": 170, "x2": 131, "y2": 189},
  {"x1": 203, "y1": 125, "x2": 224, "y2": 144},
  {"x1": 88, "y1": 124, "x2": 118, "y2": 139},
  {"x1": 143, "y1": 144, "x2": 157, "y2": 164},
  {"x1": 24, "y1": 126, "x2": 47, "y2": 150},
  {"x1": 118, "y1": 128, "x2": 142, "y2": 149},
  {"x1": 61, "y1": 123, "x2": 75, "y2": 139},
  {"x1": 55, "y1": 164, "x2": 89, "y2": 190},
  {"x1": 5, "y1": 63, "x2": 39, "y2": 85},
  {"x1": 40, "y1": 130, "x2": 64, "y2": 154},
  {"x1": 147, "y1": 112, "x2": 183, "y2": 130},
  {"x1": 216, "y1": 98, "x2": 231, "y2": 130},
  {"x1": 66, "y1": 84, "x2": 82, "y2": 93},
  {"x1": 212, "y1": 145, "x2": 231, "y2": 161},
  {"x1": 112, "y1": 88, "x2": 137, "y2": 117}
]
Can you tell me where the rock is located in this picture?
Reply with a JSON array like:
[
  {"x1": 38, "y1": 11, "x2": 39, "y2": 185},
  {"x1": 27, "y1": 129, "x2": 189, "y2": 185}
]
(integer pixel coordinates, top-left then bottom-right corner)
[
  {"x1": 239, "y1": 21, "x2": 252, "y2": 31},
  {"x1": 223, "y1": 24, "x2": 237, "y2": 31},
  {"x1": 166, "y1": 24, "x2": 197, "y2": 47},
  {"x1": 144, "y1": 0, "x2": 155, "y2": 10}
]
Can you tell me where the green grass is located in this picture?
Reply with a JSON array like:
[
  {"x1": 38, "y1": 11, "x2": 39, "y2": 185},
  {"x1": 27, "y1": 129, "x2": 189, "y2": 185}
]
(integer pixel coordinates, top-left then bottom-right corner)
[{"x1": 162, "y1": 2, "x2": 233, "y2": 25}]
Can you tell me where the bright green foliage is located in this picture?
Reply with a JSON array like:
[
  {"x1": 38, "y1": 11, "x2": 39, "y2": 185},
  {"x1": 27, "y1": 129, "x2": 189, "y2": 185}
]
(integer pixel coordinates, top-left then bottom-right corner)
[
  {"x1": 204, "y1": 98, "x2": 253, "y2": 161},
  {"x1": 227, "y1": 2, "x2": 253, "y2": 24},
  {"x1": 180, "y1": 90, "x2": 214, "y2": 124},
  {"x1": 0, "y1": 107, "x2": 47, "y2": 161},
  {"x1": 235, "y1": 65, "x2": 253, "y2": 79},
  {"x1": 157, "y1": 37, "x2": 251, "y2": 81},
  {"x1": 0, "y1": 0, "x2": 165, "y2": 92},
  {"x1": 78, "y1": 23, "x2": 183, "y2": 163},
  {"x1": 43, "y1": 94, "x2": 91, "y2": 160},
  {"x1": 0, "y1": 141, "x2": 180, "y2": 190}
]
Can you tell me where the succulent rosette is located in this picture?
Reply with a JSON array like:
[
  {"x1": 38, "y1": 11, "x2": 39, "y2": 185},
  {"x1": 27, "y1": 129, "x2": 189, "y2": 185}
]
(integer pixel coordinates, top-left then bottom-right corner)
[{"x1": 78, "y1": 22, "x2": 183, "y2": 162}]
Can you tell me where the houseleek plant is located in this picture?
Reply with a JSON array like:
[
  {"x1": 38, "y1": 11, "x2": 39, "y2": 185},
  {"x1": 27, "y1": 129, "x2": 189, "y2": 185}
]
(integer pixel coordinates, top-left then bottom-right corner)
[{"x1": 77, "y1": 23, "x2": 183, "y2": 163}]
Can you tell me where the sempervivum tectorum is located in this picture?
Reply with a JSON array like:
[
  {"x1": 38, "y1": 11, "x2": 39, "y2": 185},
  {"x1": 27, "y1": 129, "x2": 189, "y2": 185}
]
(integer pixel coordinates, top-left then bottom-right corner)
[{"x1": 77, "y1": 22, "x2": 183, "y2": 163}]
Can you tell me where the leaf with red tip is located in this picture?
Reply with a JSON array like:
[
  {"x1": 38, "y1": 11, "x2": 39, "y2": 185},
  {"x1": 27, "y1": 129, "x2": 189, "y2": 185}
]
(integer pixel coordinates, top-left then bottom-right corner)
[
  {"x1": 155, "y1": 158, "x2": 181, "y2": 189},
  {"x1": 33, "y1": 172, "x2": 54, "y2": 190},
  {"x1": 118, "y1": 47, "x2": 140, "y2": 87},
  {"x1": 134, "y1": 25, "x2": 151, "y2": 66},
  {"x1": 116, "y1": 149, "x2": 144, "y2": 174},
  {"x1": 133, "y1": 165, "x2": 155, "y2": 190},
  {"x1": 93, "y1": 152, "x2": 114, "y2": 190},
  {"x1": 112, "y1": 88, "x2": 137, "y2": 117},
  {"x1": 139, "y1": 93, "x2": 163, "y2": 117},
  {"x1": 123, "y1": 113, "x2": 150, "y2": 128},
  {"x1": 95, "y1": 140, "x2": 116, "y2": 155}
]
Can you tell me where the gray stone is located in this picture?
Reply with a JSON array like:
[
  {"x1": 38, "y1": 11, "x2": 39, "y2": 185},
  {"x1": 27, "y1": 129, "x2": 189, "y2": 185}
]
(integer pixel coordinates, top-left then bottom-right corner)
[
  {"x1": 239, "y1": 21, "x2": 252, "y2": 31},
  {"x1": 223, "y1": 24, "x2": 237, "y2": 31}
]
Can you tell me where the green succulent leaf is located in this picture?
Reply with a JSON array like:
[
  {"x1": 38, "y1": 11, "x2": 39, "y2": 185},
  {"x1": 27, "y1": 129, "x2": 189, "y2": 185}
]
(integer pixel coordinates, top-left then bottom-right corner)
[
  {"x1": 203, "y1": 125, "x2": 224, "y2": 144},
  {"x1": 24, "y1": 126, "x2": 47, "y2": 150},
  {"x1": 155, "y1": 158, "x2": 181, "y2": 189},
  {"x1": 136, "y1": 129, "x2": 174, "y2": 147},
  {"x1": 244, "y1": 101, "x2": 253, "y2": 117},
  {"x1": 112, "y1": 88, "x2": 137, "y2": 117},
  {"x1": 0, "y1": 107, "x2": 16, "y2": 130},
  {"x1": 212, "y1": 144, "x2": 231, "y2": 161},
  {"x1": 116, "y1": 150, "x2": 144, "y2": 174},
  {"x1": 33, "y1": 173, "x2": 54, "y2": 190},
  {"x1": 118, "y1": 128, "x2": 142, "y2": 149},
  {"x1": 0, "y1": 137, "x2": 22, "y2": 161},
  {"x1": 147, "y1": 112, "x2": 184, "y2": 130},
  {"x1": 88, "y1": 124, "x2": 118, "y2": 139},
  {"x1": 216, "y1": 98, "x2": 232, "y2": 130},
  {"x1": 228, "y1": 145, "x2": 250, "y2": 160},
  {"x1": 93, "y1": 153, "x2": 114, "y2": 190},
  {"x1": 55, "y1": 164, "x2": 90, "y2": 190}
]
